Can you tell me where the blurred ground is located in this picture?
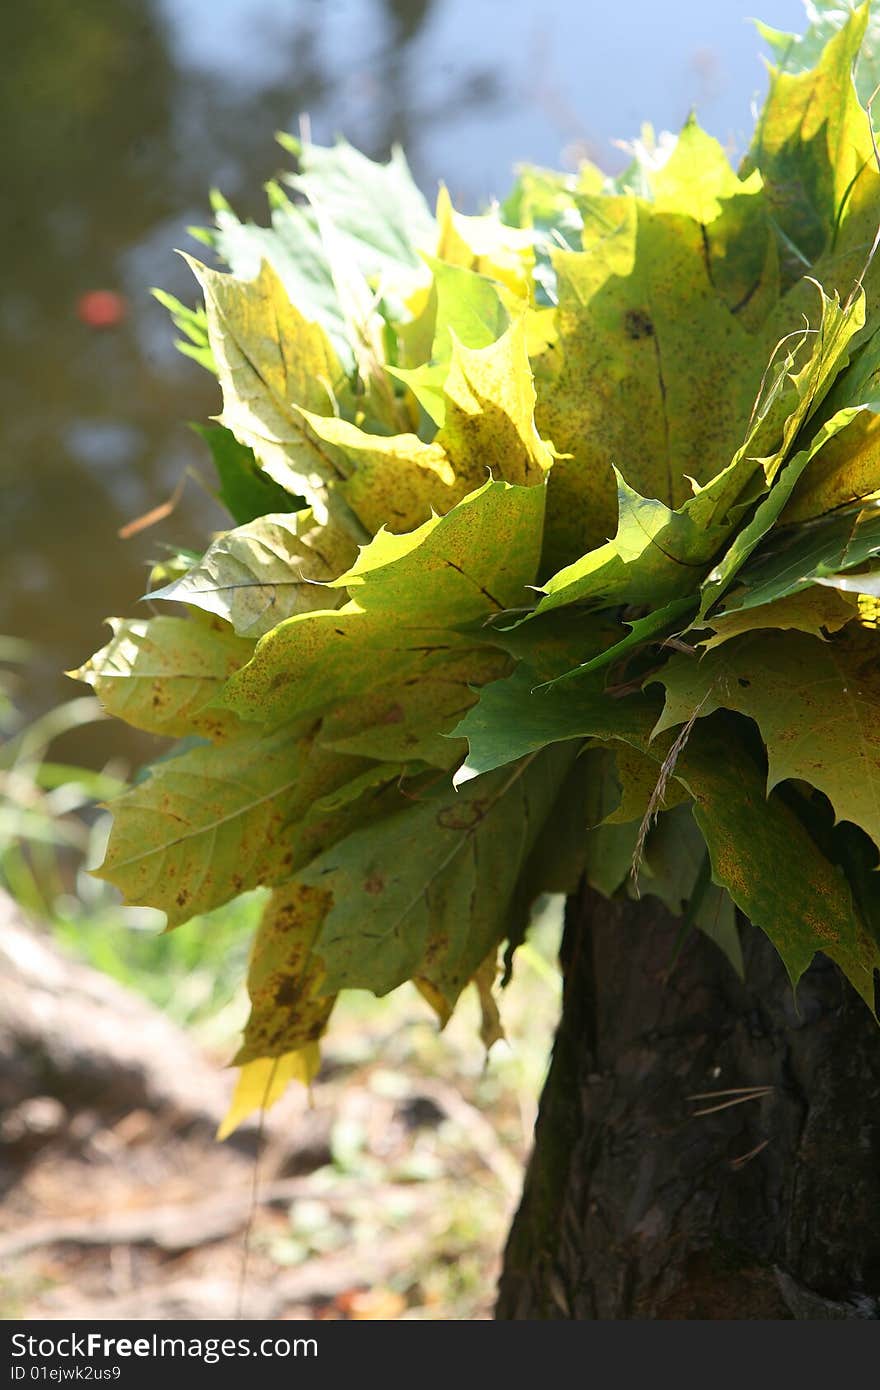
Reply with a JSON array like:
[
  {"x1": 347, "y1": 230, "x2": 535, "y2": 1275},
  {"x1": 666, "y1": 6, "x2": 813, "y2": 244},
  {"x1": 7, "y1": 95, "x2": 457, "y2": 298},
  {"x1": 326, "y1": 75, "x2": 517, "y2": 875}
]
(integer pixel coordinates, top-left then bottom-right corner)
[{"x1": 0, "y1": 895, "x2": 562, "y2": 1321}]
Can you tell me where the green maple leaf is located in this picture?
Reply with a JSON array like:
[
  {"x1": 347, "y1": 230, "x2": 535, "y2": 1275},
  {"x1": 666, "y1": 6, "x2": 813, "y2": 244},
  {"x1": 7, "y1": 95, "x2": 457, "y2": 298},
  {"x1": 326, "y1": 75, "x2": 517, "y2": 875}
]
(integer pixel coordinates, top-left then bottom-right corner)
[
  {"x1": 192, "y1": 424, "x2": 305, "y2": 526},
  {"x1": 452, "y1": 662, "x2": 659, "y2": 783},
  {"x1": 531, "y1": 469, "x2": 729, "y2": 618},
  {"x1": 746, "y1": 5, "x2": 880, "y2": 306},
  {"x1": 698, "y1": 390, "x2": 869, "y2": 616},
  {"x1": 674, "y1": 719, "x2": 880, "y2": 1008},
  {"x1": 300, "y1": 745, "x2": 575, "y2": 1008},
  {"x1": 151, "y1": 289, "x2": 215, "y2": 373},
  {"x1": 654, "y1": 628, "x2": 880, "y2": 853},
  {"x1": 716, "y1": 498, "x2": 880, "y2": 612},
  {"x1": 223, "y1": 479, "x2": 545, "y2": 755},
  {"x1": 280, "y1": 136, "x2": 436, "y2": 291},
  {"x1": 206, "y1": 137, "x2": 435, "y2": 372},
  {"x1": 95, "y1": 726, "x2": 400, "y2": 927}
]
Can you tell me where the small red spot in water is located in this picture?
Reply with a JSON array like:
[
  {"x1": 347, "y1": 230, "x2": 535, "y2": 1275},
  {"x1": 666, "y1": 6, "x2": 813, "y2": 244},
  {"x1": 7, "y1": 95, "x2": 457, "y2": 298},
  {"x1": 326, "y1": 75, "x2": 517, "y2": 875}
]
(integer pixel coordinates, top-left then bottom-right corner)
[{"x1": 76, "y1": 290, "x2": 126, "y2": 329}]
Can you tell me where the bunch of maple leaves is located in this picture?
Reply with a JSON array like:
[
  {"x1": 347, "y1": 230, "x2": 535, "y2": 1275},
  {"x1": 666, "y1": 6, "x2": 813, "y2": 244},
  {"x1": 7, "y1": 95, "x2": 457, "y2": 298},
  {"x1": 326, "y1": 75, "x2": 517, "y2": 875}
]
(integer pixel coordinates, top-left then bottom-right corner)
[{"x1": 75, "y1": 4, "x2": 880, "y2": 1126}]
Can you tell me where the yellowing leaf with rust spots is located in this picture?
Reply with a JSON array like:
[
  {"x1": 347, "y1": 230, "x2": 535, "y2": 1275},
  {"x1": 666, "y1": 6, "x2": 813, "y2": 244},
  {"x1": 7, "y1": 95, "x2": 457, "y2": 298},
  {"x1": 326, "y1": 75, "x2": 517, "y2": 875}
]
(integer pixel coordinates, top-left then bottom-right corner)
[
  {"x1": 223, "y1": 480, "x2": 545, "y2": 737},
  {"x1": 95, "y1": 728, "x2": 393, "y2": 926},
  {"x1": 235, "y1": 881, "x2": 334, "y2": 1065},
  {"x1": 291, "y1": 413, "x2": 458, "y2": 536},
  {"x1": 319, "y1": 647, "x2": 511, "y2": 768},
  {"x1": 651, "y1": 117, "x2": 778, "y2": 332},
  {"x1": 438, "y1": 316, "x2": 552, "y2": 486},
  {"x1": 787, "y1": 407, "x2": 880, "y2": 522},
  {"x1": 186, "y1": 255, "x2": 352, "y2": 513},
  {"x1": 70, "y1": 616, "x2": 253, "y2": 742},
  {"x1": 536, "y1": 196, "x2": 777, "y2": 563}
]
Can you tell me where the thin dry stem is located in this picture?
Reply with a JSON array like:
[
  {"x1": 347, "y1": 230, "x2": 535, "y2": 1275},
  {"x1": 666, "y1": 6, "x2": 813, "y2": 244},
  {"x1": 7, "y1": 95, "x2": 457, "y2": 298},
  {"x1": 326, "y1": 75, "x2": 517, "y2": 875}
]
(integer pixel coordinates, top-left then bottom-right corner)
[
  {"x1": 730, "y1": 1138, "x2": 771, "y2": 1170},
  {"x1": 630, "y1": 691, "x2": 711, "y2": 894},
  {"x1": 235, "y1": 1058, "x2": 279, "y2": 1320},
  {"x1": 688, "y1": 1085, "x2": 773, "y2": 1118}
]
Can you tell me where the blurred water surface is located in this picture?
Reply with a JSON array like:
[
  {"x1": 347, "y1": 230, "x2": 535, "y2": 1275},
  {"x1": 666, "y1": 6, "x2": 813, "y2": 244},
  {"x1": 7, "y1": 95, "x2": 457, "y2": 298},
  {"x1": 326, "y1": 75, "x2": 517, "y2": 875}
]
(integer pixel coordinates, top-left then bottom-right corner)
[{"x1": 0, "y1": 0, "x2": 804, "y2": 760}]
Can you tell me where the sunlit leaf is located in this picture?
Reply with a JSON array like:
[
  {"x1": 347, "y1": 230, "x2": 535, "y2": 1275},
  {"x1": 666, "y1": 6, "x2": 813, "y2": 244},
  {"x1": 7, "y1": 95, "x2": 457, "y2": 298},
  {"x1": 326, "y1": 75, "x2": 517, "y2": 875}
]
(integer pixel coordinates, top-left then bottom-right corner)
[
  {"x1": 152, "y1": 508, "x2": 355, "y2": 638},
  {"x1": 217, "y1": 1045, "x2": 321, "y2": 1140},
  {"x1": 70, "y1": 616, "x2": 252, "y2": 742}
]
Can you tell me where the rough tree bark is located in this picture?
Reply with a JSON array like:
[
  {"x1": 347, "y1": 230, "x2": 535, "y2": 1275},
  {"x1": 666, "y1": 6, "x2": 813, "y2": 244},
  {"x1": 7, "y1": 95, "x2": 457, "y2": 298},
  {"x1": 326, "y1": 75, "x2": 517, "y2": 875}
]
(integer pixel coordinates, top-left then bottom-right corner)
[{"x1": 497, "y1": 883, "x2": 880, "y2": 1319}]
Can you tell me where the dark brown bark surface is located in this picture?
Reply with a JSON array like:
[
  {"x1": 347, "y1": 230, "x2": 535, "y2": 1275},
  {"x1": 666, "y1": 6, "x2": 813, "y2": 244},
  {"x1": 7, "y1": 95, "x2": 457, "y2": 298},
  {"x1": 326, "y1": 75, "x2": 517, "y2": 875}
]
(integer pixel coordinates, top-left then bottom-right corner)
[{"x1": 497, "y1": 884, "x2": 880, "y2": 1319}]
